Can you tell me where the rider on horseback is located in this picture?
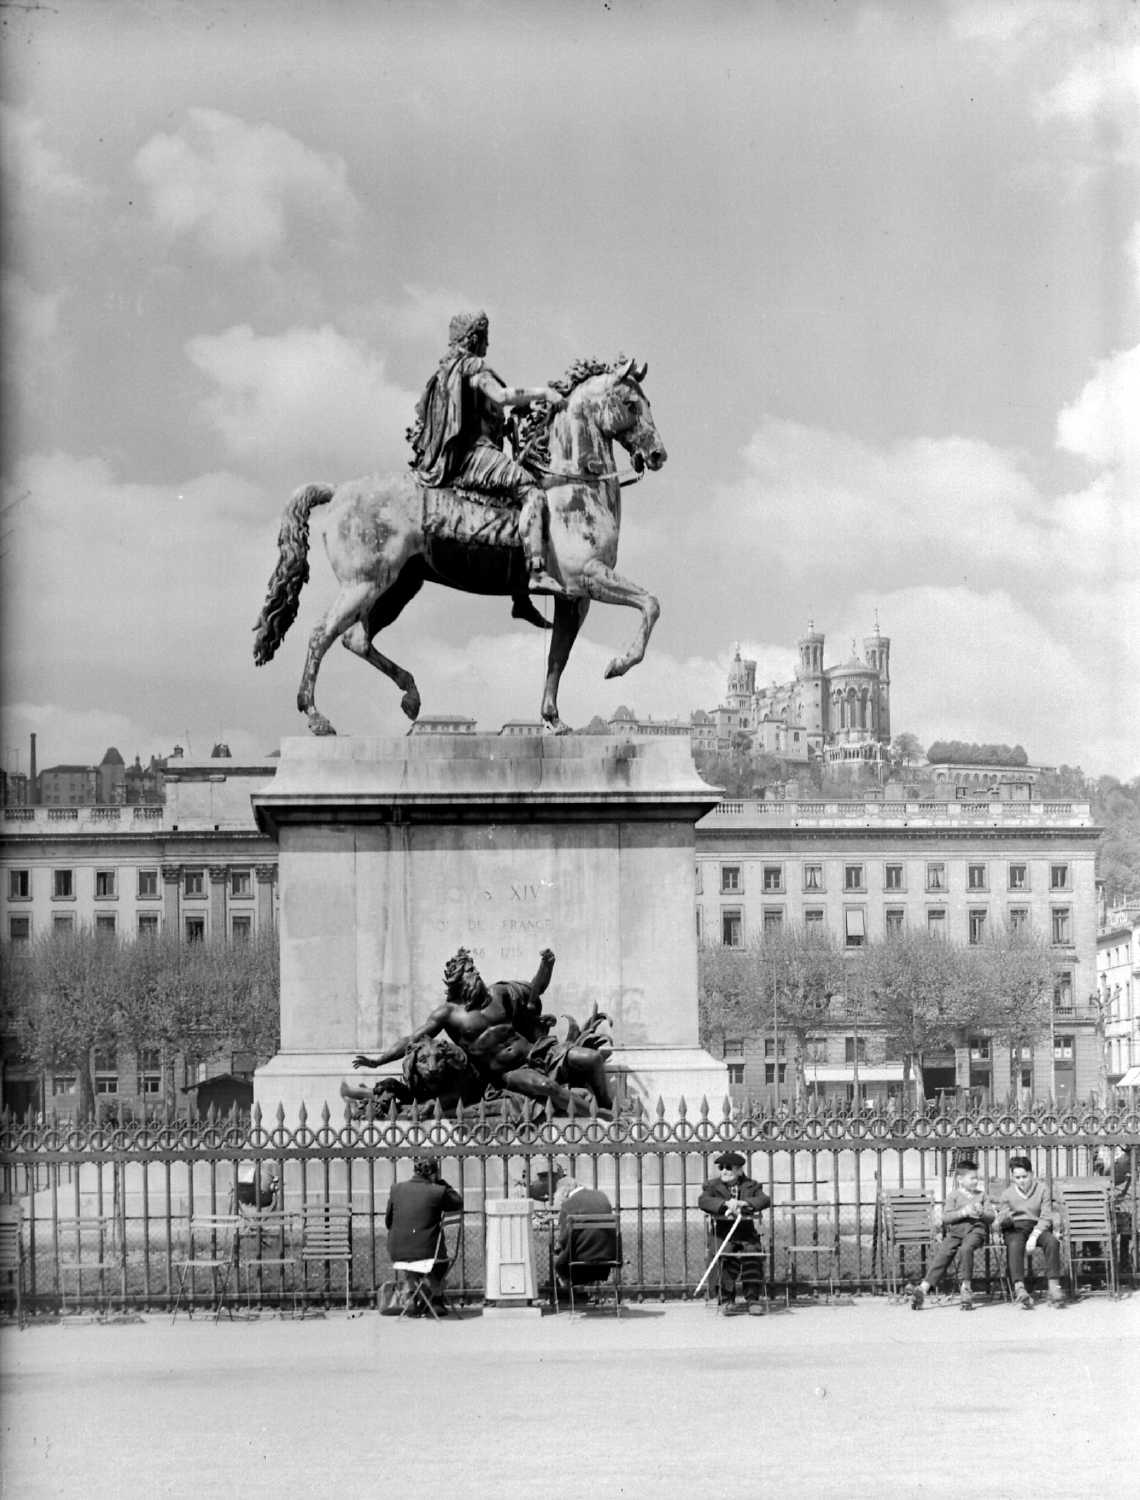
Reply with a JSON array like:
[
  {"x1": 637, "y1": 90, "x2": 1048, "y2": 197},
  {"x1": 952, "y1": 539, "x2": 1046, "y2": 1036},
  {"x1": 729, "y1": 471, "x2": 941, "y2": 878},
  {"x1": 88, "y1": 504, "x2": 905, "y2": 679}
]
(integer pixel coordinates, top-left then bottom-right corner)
[{"x1": 407, "y1": 310, "x2": 567, "y2": 614}]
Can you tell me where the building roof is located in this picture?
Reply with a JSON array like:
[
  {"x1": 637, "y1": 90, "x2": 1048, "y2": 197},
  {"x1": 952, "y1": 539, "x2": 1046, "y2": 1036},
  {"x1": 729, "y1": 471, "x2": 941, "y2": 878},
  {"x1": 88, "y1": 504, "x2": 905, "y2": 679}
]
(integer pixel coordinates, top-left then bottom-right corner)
[{"x1": 39, "y1": 764, "x2": 94, "y2": 776}]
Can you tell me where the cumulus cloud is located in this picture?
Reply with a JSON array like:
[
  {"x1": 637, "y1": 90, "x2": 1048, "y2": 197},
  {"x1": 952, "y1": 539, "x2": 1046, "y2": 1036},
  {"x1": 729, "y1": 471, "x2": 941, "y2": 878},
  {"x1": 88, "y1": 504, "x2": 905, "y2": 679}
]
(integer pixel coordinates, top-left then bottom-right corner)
[
  {"x1": 187, "y1": 324, "x2": 417, "y2": 475},
  {"x1": 0, "y1": 103, "x2": 94, "y2": 202},
  {"x1": 133, "y1": 109, "x2": 357, "y2": 259},
  {"x1": 370, "y1": 285, "x2": 488, "y2": 345}
]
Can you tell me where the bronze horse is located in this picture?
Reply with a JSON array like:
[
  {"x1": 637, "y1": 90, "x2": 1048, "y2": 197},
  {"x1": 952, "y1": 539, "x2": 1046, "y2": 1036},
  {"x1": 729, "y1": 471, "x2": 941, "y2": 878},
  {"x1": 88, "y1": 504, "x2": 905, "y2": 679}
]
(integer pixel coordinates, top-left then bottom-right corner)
[{"x1": 252, "y1": 357, "x2": 666, "y2": 733}]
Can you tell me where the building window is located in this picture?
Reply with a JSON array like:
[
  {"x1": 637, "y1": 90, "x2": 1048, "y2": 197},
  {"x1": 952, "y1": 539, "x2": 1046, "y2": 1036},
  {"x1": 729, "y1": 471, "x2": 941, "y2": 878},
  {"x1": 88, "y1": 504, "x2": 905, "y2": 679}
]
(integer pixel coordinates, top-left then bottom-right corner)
[
  {"x1": 695, "y1": 907, "x2": 702, "y2": 941},
  {"x1": 927, "y1": 909, "x2": 946, "y2": 937},
  {"x1": 926, "y1": 864, "x2": 946, "y2": 892},
  {"x1": 721, "y1": 909, "x2": 742, "y2": 948},
  {"x1": 1051, "y1": 907, "x2": 1072, "y2": 946},
  {"x1": 845, "y1": 1036, "x2": 866, "y2": 1064},
  {"x1": 695, "y1": 865, "x2": 703, "y2": 896},
  {"x1": 885, "y1": 908, "x2": 905, "y2": 938},
  {"x1": 95, "y1": 913, "x2": 117, "y2": 936},
  {"x1": 52, "y1": 913, "x2": 75, "y2": 933},
  {"x1": 844, "y1": 908, "x2": 865, "y2": 948},
  {"x1": 94, "y1": 1049, "x2": 118, "y2": 1095},
  {"x1": 1054, "y1": 973, "x2": 1074, "y2": 1015},
  {"x1": 969, "y1": 1037, "x2": 991, "y2": 1062},
  {"x1": 95, "y1": 870, "x2": 116, "y2": 898},
  {"x1": 764, "y1": 1063, "x2": 787, "y2": 1085},
  {"x1": 139, "y1": 1048, "x2": 162, "y2": 1095},
  {"x1": 53, "y1": 869, "x2": 74, "y2": 899},
  {"x1": 137, "y1": 912, "x2": 159, "y2": 938},
  {"x1": 231, "y1": 915, "x2": 252, "y2": 943},
  {"x1": 764, "y1": 1038, "x2": 786, "y2": 1058},
  {"x1": 802, "y1": 864, "x2": 823, "y2": 892},
  {"x1": 967, "y1": 864, "x2": 987, "y2": 891},
  {"x1": 844, "y1": 864, "x2": 864, "y2": 892},
  {"x1": 8, "y1": 869, "x2": 30, "y2": 900},
  {"x1": 803, "y1": 909, "x2": 825, "y2": 934},
  {"x1": 723, "y1": 1039, "x2": 745, "y2": 1086},
  {"x1": 806, "y1": 1037, "x2": 827, "y2": 1062},
  {"x1": 1008, "y1": 907, "x2": 1029, "y2": 933},
  {"x1": 138, "y1": 869, "x2": 158, "y2": 898},
  {"x1": 763, "y1": 908, "x2": 784, "y2": 936},
  {"x1": 1053, "y1": 1034, "x2": 1074, "y2": 1063},
  {"x1": 1020, "y1": 1067, "x2": 1033, "y2": 1089},
  {"x1": 185, "y1": 914, "x2": 206, "y2": 943},
  {"x1": 968, "y1": 909, "x2": 988, "y2": 945},
  {"x1": 184, "y1": 869, "x2": 205, "y2": 898},
  {"x1": 8, "y1": 915, "x2": 31, "y2": 944},
  {"x1": 52, "y1": 1075, "x2": 76, "y2": 1097},
  {"x1": 231, "y1": 868, "x2": 252, "y2": 898},
  {"x1": 1008, "y1": 863, "x2": 1028, "y2": 891},
  {"x1": 762, "y1": 865, "x2": 783, "y2": 893},
  {"x1": 720, "y1": 865, "x2": 741, "y2": 894},
  {"x1": 884, "y1": 864, "x2": 904, "y2": 891},
  {"x1": 1050, "y1": 863, "x2": 1070, "y2": 891}
]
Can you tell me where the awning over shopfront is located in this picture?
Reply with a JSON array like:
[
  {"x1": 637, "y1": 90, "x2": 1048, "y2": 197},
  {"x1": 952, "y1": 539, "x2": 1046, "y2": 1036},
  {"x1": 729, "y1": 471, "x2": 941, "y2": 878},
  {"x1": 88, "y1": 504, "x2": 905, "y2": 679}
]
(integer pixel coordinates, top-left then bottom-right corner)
[
  {"x1": 805, "y1": 1064, "x2": 905, "y2": 1084},
  {"x1": 1117, "y1": 1065, "x2": 1140, "y2": 1088}
]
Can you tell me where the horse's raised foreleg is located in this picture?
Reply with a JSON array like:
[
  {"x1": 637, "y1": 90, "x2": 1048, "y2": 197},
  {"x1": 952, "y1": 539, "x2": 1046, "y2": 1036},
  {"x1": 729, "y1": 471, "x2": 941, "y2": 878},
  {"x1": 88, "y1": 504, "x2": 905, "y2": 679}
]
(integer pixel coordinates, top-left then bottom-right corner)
[
  {"x1": 579, "y1": 561, "x2": 660, "y2": 680},
  {"x1": 341, "y1": 622, "x2": 421, "y2": 721},
  {"x1": 297, "y1": 580, "x2": 381, "y2": 735},
  {"x1": 541, "y1": 596, "x2": 590, "y2": 733}
]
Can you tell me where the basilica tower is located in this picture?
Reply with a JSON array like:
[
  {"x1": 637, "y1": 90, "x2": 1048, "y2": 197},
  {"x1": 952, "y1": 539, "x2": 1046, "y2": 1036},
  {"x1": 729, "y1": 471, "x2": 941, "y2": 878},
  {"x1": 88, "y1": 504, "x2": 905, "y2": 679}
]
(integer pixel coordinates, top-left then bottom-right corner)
[
  {"x1": 795, "y1": 621, "x2": 826, "y2": 738},
  {"x1": 863, "y1": 626, "x2": 891, "y2": 744}
]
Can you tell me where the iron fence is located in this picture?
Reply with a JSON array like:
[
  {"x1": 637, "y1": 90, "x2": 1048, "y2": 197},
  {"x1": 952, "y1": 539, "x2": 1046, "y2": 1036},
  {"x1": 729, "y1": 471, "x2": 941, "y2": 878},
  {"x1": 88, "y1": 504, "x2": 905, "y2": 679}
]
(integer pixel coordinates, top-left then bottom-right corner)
[{"x1": 2, "y1": 1095, "x2": 1137, "y2": 1315}]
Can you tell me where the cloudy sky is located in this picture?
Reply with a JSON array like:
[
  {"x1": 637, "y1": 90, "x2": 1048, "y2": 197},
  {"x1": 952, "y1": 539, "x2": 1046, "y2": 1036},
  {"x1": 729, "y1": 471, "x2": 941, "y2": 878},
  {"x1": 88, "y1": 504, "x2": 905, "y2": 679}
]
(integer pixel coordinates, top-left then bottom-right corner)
[{"x1": 2, "y1": 0, "x2": 1138, "y2": 777}]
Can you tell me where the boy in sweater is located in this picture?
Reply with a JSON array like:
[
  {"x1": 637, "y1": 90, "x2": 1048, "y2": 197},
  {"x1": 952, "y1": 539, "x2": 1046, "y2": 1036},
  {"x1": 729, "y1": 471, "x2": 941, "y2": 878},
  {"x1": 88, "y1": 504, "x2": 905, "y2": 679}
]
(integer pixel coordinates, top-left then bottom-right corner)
[
  {"x1": 997, "y1": 1155, "x2": 1064, "y2": 1309},
  {"x1": 911, "y1": 1158, "x2": 994, "y2": 1311}
]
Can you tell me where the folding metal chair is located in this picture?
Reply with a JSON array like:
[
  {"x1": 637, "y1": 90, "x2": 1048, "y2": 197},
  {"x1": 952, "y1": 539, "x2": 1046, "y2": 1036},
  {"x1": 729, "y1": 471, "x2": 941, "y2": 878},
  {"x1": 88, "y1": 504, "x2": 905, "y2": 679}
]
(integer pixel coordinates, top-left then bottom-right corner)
[
  {"x1": 561, "y1": 1213, "x2": 623, "y2": 1317},
  {"x1": 57, "y1": 1215, "x2": 128, "y2": 1316},
  {"x1": 779, "y1": 1201, "x2": 841, "y2": 1301},
  {"x1": 388, "y1": 1212, "x2": 462, "y2": 1321},
  {"x1": 0, "y1": 1205, "x2": 26, "y2": 1327},
  {"x1": 700, "y1": 1216, "x2": 766, "y2": 1313},
  {"x1": 172, "y1": 1215, "x2": 240, "y2": 1322},
  {"x1": 877, "y1": 1190, "x2": 935, "y2": 1297},
  {"x1": 1058, "y1": 1179, "x2": 1119, "y2": 1298},
  {"x1": 299, "y1": 1204, "x2": 353, "y2": 1313},
  {"x1": 236, "y1": 1209, "x2": 297, "y2": 1316}
]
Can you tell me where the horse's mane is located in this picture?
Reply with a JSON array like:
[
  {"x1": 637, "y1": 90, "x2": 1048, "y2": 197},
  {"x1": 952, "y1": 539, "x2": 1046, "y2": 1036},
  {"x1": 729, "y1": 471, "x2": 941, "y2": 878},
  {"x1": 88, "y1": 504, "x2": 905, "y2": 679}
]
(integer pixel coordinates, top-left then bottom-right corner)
[{"x1": 514, "y1": 355, "x2": 630, "y2": 470}]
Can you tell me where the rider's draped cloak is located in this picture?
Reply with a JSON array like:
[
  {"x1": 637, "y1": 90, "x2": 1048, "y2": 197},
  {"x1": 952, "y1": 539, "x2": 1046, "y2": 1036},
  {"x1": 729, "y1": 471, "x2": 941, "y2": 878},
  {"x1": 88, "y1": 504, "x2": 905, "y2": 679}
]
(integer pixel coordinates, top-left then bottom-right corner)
[{"x1": 411, "y1": 353, "x2": 504, "y2": 487}]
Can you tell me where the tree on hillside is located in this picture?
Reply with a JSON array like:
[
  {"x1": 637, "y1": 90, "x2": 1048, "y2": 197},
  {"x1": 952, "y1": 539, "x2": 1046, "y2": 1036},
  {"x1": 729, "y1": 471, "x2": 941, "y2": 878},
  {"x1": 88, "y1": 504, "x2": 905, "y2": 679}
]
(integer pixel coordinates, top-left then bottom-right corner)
[
  {"x1": 891, "y1": 732, "x2": 925, "y2": 769},
  {"x1": 1092, "y1": 776, "x2": 1140, "y2": 906}
]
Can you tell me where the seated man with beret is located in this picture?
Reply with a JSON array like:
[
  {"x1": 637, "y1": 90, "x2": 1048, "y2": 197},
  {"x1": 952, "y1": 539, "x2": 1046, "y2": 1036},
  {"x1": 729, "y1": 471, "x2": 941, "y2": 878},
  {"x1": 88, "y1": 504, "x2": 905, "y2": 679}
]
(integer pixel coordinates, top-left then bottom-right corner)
[
  {"x1": 698, "y1": 1151, "x2": 771, "y2": 1315},
  {"x1": 384, "y1": 1156, "x2": 464, "y2": 1316}
]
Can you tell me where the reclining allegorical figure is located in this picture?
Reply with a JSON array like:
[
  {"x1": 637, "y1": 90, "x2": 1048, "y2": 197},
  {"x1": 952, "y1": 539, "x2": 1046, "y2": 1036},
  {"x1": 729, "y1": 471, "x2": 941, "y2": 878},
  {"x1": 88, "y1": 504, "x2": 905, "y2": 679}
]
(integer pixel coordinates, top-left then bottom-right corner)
[{"x1": 341, "y1": 947, "x2": 615, "y2": 1118}]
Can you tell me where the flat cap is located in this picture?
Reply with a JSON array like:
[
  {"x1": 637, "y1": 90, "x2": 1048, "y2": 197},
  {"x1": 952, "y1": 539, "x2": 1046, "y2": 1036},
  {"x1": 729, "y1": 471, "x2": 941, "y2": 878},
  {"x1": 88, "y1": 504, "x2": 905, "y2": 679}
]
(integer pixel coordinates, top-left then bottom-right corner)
[{"x1": 714, "y1": 1151, "x2": 746, "y2": 1169}]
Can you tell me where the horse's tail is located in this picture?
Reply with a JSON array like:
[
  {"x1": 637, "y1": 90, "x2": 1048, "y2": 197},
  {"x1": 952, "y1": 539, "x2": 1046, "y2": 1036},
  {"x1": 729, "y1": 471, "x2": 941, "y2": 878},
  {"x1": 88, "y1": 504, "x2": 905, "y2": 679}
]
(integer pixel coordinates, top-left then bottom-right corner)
[{"x1": 252, "y1": 483, "x2": 335, "y2": 665}]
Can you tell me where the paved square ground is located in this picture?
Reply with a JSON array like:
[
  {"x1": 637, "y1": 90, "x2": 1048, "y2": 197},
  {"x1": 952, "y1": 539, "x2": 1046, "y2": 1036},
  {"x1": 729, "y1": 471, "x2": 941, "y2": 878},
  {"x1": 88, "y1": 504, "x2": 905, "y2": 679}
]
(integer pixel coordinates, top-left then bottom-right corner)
[{"x1": 2, "y1": 1295, "x2": 1137, "y2": 1499}]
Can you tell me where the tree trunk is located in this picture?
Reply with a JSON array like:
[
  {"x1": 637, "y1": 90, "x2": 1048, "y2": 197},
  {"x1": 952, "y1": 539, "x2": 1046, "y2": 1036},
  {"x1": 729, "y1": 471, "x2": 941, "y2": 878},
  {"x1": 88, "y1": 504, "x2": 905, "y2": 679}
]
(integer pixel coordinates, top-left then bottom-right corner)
[{"x1": 75, "y1": 1057, "x2": 95, "y2": 1122}]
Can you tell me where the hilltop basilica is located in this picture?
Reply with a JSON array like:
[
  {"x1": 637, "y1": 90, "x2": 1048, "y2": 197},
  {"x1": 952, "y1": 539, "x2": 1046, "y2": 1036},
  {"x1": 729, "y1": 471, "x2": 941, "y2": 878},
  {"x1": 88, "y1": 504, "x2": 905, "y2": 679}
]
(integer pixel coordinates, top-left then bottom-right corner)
[{"x1": 698, "y1": 622, "x2": 892, "y2": 767}]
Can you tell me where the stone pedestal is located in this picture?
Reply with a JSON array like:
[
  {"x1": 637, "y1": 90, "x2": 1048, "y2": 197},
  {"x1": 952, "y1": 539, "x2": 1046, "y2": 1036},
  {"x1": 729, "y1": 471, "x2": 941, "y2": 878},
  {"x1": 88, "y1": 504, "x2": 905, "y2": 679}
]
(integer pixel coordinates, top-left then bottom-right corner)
[{"x1": 251, "y1": 734, "x2": 728, "y2": 1119}]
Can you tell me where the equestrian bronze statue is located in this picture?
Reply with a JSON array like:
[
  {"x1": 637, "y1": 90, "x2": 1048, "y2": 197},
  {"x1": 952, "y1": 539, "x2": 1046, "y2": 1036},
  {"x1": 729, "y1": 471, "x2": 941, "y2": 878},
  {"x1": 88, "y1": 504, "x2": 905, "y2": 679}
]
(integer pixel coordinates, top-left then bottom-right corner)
[
  {"x1": 340, "y1": 947, "x2": 615, "y2": 1117},
  {"x1": 252, "y1": 311, "x2": 666, "y2": 734}
]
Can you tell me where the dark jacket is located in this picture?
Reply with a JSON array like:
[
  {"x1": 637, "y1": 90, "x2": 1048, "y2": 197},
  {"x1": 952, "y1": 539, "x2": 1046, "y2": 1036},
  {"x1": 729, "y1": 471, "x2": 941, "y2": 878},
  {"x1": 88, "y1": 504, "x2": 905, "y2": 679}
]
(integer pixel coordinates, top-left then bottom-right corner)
[
  {"x1": 385, "y1": 1176, "x2": 464, "y2": 1263},
  {"x1": 555, "y1": 1186, "x2": 617, "y2": 1269},
  {"x1": 698, "y1": 1176, "x2": 771, "y2": 1245}
]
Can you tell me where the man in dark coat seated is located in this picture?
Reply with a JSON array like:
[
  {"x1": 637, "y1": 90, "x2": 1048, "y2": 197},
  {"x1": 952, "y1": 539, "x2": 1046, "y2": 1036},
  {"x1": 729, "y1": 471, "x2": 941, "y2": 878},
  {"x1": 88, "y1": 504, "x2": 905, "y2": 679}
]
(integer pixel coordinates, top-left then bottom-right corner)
[
  {"x1": 698, "y1": 1151, "x2": 770, "y2": 1315},
  {"x1": 384, "y1": 1157, "x2": 464, "y2": 1316},
  {"x1": 553, "y1": 1177, "x2": 619, "y2": 1296}
]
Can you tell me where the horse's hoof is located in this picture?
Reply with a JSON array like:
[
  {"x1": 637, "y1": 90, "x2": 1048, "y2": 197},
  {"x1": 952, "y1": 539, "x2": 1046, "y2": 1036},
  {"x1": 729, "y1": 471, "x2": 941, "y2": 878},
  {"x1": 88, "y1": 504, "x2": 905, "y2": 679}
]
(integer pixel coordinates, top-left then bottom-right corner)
[
  {"x1": 308, "y1": 715, "x2": 336, "y2": 736},
  {"x1": 604, "y1": 657, "x2": 628, "y2": 680},
  {"x1": 400, "y1": 692, "x2": 421, "y2": 721},
  {"x1": 542, "y1": 717, "x2": 572, "y2": 736}
]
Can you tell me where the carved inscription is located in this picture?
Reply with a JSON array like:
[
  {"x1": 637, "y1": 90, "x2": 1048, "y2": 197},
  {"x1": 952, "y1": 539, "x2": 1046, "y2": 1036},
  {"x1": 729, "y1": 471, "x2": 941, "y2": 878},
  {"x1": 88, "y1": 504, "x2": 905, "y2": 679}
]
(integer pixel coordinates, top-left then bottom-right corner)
[{"x1": 418, "y1": 876, "x2": 556, "y2": 960}]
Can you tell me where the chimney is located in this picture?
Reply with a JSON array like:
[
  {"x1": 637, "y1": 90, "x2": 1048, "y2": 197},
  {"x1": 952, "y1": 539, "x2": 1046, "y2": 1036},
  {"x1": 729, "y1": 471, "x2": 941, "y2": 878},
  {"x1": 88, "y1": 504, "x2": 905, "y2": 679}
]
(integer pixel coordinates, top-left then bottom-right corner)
[{"x1": 29, "y1": 733, "x2": 37, "y2": 803}]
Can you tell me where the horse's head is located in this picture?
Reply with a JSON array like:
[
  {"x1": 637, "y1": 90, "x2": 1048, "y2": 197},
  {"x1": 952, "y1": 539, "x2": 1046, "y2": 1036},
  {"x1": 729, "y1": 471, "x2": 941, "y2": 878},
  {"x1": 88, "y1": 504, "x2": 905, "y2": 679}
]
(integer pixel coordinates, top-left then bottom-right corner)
[{"x1": 571, "y1": 358, "x2": 667, "y2": 474}]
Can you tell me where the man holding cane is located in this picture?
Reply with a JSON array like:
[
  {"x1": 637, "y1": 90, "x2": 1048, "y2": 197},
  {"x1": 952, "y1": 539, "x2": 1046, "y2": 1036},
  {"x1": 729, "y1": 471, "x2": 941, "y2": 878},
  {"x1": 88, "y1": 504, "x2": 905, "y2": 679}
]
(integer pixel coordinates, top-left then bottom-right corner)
[{"x1": 698, "y1": 1151, "x2": 770, "y2": 1315}]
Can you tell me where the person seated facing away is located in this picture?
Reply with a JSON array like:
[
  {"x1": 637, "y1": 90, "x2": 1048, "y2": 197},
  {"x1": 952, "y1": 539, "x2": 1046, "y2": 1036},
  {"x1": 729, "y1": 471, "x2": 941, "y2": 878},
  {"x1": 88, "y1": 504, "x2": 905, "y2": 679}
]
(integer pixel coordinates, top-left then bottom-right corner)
[
  {"x1": 911, "y1": 1158, "x2": 994, "y2": 1311},
  {"x1": 384, "y1": 1156, "x2": 464, "y2": 1316},
  {"x1": 698, "y1": 1151, "x2": 771, "y2": 1316},
  {"x1": 553, "y1": 1177, "x2": 618, "y2": 1296},
  {"x1": 997, "y1": 1155, "x2": 1064, "y2": 1309},
  {"x1": 234, "y1": 1159, "x2": 281, "y2": 1213}
]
